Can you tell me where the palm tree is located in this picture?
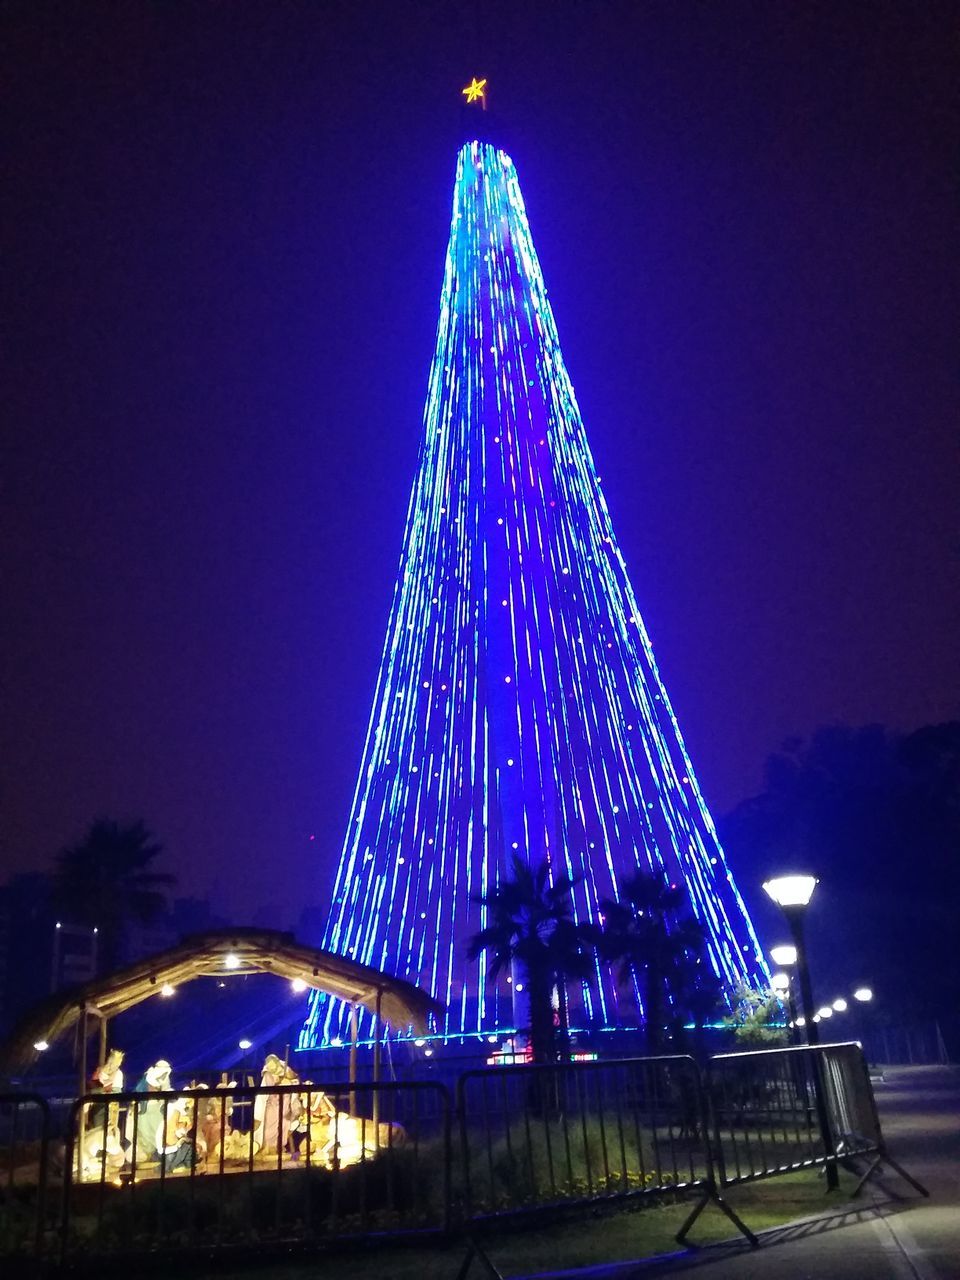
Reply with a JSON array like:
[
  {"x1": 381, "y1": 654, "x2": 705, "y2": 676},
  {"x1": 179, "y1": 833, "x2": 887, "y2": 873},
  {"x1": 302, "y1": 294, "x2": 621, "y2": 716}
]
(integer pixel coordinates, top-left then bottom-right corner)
[
  {"x1": 668, "y1": 952, "x2": 723, "y2": 1060},
  {"x1": 599, "y1": 870, "x2": 709, "y2": 1055},
  {"x1": 51, "y1": 818, "x2": 175, "y2": 973},
  {"x1": 467, "y1": 855, "x2": 596, "y2": 1063}
]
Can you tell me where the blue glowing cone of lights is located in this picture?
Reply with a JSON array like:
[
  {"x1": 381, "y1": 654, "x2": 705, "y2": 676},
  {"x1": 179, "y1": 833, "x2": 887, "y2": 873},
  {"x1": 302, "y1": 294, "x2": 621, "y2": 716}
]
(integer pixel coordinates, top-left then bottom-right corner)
[{"x1": 301, "y1": 141, "x2": 768, "y2": 1050}]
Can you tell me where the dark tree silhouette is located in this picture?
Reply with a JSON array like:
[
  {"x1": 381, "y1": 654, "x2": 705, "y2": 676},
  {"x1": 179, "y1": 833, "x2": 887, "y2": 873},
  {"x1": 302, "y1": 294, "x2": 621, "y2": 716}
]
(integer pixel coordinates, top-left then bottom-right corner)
[
  {"x1": 599, "y1": 871, "x2": 711, "y2": 1055},
  {"x1": 51, "y1": 818, "x2": 175, "y2": 972},
  {"x1": 467, "y1": 856, "x2": 596, "y2": 1063},
  {"x1": 721, "y1": 722, "x2": 960, "y2": 1022},
  {"x1": 668, "y1": 952, "x2": 724, "y2": 1058}
]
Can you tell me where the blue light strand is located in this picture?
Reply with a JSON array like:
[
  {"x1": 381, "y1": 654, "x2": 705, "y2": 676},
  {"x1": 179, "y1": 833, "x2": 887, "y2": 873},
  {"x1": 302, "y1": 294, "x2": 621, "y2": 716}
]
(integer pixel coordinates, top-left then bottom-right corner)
[{"x1": 301, "y1": 143, "x2": 768, "y2": 1051}]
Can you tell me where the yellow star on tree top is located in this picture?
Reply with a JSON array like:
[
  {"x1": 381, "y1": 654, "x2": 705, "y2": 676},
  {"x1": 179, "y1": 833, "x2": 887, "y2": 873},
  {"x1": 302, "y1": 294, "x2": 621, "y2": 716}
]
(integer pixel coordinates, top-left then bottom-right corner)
[{"x1": 462, "y1": 77, "x2": 487, "y2": 105}]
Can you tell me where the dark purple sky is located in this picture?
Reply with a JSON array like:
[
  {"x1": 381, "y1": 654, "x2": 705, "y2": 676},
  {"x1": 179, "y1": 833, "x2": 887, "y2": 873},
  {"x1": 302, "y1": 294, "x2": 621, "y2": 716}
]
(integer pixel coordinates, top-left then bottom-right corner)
[{"x1": 3, "y1": 3, "x2": 957, "y2": 924}]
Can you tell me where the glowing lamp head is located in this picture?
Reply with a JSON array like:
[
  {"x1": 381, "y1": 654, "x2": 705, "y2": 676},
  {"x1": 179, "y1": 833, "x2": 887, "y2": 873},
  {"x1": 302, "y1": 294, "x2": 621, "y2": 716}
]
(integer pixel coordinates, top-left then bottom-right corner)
[
  {"x1": 290, "y1": 977, "x2": 307, "y2": 993},
  {"x1": 33, "y1": 1039, "x2": 49, "y2": 1052},
  {"x1": 223, "y1": 953, "x2": 241, "y2": 970},
  {"x1": 817, "y1": 1006, "x2": 833, "y2": 1019},
  {"x1": 770, "y1": 944, "x2": 798, "y2": 967},
  {"x1": 832, "y1": 997, "x2": 848, "y2": 1012},
  {"x1": 763, "y1": 875, "x2": 818, "y2": 909},
  {"x1": 238, "y1": 1038, "x2": 252, "y2": 1051},
  {"x1": 853, "y1": 987, "x2": 873, "y2": 1003},
  {"x1": 770, "y1": 972, "x2": 790, "y2": 993},
  {"x1": 160, "y1": 983, "x2": 175, "y2": 997}
]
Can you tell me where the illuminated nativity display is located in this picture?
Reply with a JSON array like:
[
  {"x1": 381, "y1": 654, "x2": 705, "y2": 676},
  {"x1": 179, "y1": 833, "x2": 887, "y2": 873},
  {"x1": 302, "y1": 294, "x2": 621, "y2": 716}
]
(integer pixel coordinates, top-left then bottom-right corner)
[{"x1": 0, "y1": 928, "x2": 437, "y2": 1185}]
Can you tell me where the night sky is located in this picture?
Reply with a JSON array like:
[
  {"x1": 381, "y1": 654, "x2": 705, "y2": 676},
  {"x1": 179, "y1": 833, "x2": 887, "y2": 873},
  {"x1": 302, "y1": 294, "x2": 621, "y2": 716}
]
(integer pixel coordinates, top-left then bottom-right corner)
[{"x1": 3, "y1": 3, "x2": 957, "y2": 928}]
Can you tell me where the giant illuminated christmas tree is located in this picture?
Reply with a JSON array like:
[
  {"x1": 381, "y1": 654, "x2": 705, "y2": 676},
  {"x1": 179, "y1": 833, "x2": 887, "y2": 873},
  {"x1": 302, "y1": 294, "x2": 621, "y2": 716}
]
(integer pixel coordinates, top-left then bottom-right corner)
[{"x1": 301, "y1": 113, "x2": 767, "y2": 1050}]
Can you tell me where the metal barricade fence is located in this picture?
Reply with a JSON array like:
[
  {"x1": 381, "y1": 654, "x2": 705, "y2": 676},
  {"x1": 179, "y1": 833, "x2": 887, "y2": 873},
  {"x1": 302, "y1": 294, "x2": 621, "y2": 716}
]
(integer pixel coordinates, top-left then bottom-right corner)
[
  {"x1": 0, "y1": 1092, "x2": 50, "y2": 1266},
  {"x1": 457, "y1": 1055, "x2": 710, "y2": 1221},
  {"x1": 675, "y1": 1041, "x2": 928, "y2": 1246},
  {"x1": 820, "y1": 1042, "x2": 883, "y2": 1157},
  {"x1": 1, "y1": 1046, "x2": 926, "y2": 1265},
  {"x1": 59, "y1": 1079, "x2": 451, "y2": 1263},
  {"x1": 705, "y1": 1043, "x2": 839, "y2": 1186}
]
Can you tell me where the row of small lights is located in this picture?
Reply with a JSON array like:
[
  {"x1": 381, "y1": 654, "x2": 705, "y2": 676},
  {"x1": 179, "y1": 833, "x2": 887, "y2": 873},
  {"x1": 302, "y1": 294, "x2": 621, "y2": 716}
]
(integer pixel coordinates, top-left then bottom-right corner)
[
  {"x1": 767, "y1": 939, "x2": 873, "y2": 1027},
  {"x1": 36, "y1": 930, "x2": 871, "y2": 1056}
]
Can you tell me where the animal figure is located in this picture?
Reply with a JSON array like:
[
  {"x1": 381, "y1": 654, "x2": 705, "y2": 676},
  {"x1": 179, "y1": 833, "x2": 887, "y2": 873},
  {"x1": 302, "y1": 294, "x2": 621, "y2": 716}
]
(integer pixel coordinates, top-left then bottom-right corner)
[
  {"x1": 293, "y1": 1086, "x2": 406, "y2": 1168},
  {"x1": 80, "y1": 1102, "x2": 125, "y2": 1184}
]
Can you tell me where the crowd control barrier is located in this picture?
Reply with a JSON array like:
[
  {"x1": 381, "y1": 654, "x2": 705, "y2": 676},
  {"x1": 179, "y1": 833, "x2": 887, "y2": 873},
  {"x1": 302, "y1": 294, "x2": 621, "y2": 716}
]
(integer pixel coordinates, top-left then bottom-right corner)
[
  {"x1": 0, "y1": 1042, "x2": 926, "y2": 1269},
  {"x1": 457, "y1": 1054, "x2": 710, "y2": 1218},
  {"x1": 676, "y1": 1042, "x2": 928, "y2": 1245},
  {"x1": 0, "y1": 1092, "x2": 50, "y2": 1268},
  {"x1": 58, "y1": 1079, "x2": 451, "y2": 1265},
  {"x1": 455, "y1": 1054, "x2": 758, "y2": 1279}
]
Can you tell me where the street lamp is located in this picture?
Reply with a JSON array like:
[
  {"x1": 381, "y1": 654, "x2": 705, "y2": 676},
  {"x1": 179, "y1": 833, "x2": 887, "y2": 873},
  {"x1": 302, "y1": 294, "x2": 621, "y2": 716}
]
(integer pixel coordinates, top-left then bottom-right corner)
[
  {"x1": 763, "y1": 875, "x2": 840, "y2": 1190},
  {"x1": 770, "y1": 970, "x2": 801, "y2": 1044},
  {"x1": 764, "y1": 871, "x2": 839, "y2": 1194},
  {"x1": 832, "y1": 997, "x2": 848, "y2": 1012},
  {"x1": 763, "y1": 875, "x2": 817, "y2": 908},
  {"x1": 853, "y1": 987, "x2": 873, "y2": 1003},
  {"x1": 769, "y1": 944, "x2": 801, "y2": 1045},
  {"x1": 763, "y1": 875, "x2": 819, "y2": 1046}
]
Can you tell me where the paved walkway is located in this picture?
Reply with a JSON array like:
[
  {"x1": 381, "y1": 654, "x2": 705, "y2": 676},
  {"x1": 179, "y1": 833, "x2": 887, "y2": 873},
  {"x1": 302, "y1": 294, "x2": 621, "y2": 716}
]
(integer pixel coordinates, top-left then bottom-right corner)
[{"x1": 539, "y1": 1065, "x2": 960, "y2": 1280}]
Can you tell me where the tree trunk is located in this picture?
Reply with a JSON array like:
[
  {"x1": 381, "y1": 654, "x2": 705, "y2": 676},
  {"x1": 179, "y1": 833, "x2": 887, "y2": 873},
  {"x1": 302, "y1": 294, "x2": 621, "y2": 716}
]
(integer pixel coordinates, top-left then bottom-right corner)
[
  {"x1": 644, "y1": 972, "x2": 665, "y2": 1056},
  {"x1": 556, "y1": 978, "x2": 571, "y2": 1063},
  {"x1": 527, "y1": 972, "x2": 556, "y2": 1065}
]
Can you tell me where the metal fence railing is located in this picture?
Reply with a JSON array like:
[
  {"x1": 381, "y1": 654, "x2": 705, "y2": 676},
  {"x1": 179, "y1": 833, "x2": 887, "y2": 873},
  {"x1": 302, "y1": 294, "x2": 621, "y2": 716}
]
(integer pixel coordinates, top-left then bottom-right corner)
[
  {"x1": 457, "y1": 1055, "x2": 709, "y2": 1220},
  {"x1": 707, "y1": 1044, "x2": 843, "y2": 1186},
  {"x1": 674, "y1": 1042, "x2": 928, "y2": 1245},
  {"x1": 0, "y1": 1043, "x2": 926, "y2": 1266},
  {"x1": 58, "y1": 1079, "x2": 451, "y2": 1264},
  {"x1": 706, "y1": 1042, "x2": 908, "y2": 1186},
  {"x1": 0, "y1": 1092, "x2": 50, "y2": 1266}
]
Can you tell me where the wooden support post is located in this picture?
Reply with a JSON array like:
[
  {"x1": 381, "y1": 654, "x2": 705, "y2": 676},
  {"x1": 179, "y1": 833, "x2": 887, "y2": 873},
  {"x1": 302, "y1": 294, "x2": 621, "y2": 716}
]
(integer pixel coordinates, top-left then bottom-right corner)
[
  {"x1": 349, "y1": 1001, "x2": 358, "y2": 1118},
  {"x1": 77, "y1": 1007, "x2": 89, "y2": 1099},
  {"x1": 76, "y1": 1006, "x2": 88, "y2": 1180},
  {"x1": 372, "y1": 988, "x2": 383, "y2": 1135}
]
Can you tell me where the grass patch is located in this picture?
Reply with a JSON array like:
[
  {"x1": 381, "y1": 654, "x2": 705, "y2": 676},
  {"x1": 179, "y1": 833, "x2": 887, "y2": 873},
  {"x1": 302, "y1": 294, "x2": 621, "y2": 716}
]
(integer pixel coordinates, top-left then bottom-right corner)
[{"x1": 207, "y1": 1166, "x2": 859, "y2": 1280}]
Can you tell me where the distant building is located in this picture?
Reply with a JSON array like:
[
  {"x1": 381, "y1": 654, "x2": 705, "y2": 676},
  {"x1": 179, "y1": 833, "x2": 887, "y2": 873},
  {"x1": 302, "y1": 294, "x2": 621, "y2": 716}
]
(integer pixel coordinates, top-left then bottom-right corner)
[{"x1": 0, "y1": 873, "x2": 63, "y2": 1036}]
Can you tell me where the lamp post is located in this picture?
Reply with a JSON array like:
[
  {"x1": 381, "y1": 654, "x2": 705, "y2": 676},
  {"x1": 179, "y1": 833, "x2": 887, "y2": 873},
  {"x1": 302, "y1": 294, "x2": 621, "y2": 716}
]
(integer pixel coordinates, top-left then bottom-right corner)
[
  {"x1": 762, "y1": 876, "x2": 819, "y2": 1046},
  {"x1": 852, "y1": 986, "x2": 874, "y2": 1061},
  {"x1": 770, "y1": 970, "x2": 800, "y2": 1046},
  {"x1": 763, "y1": 873, "x2": 838, "y2": 1191}
]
